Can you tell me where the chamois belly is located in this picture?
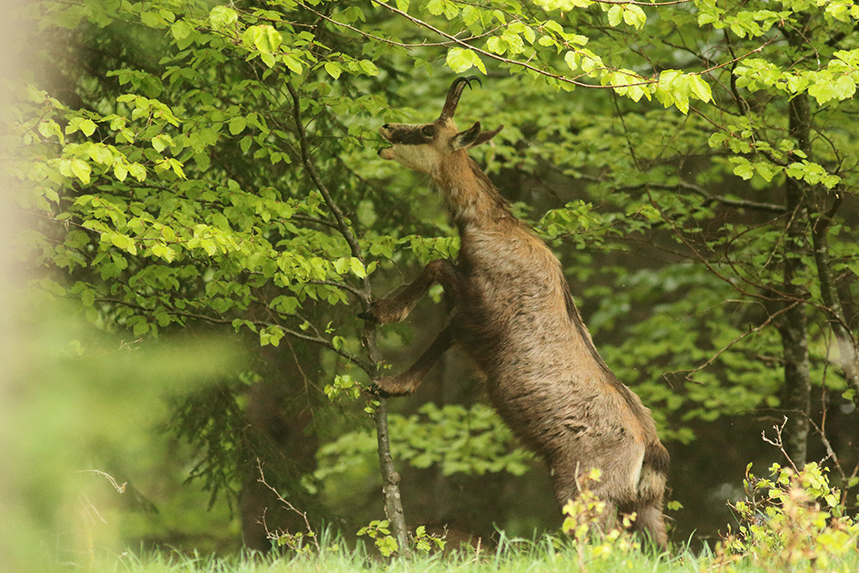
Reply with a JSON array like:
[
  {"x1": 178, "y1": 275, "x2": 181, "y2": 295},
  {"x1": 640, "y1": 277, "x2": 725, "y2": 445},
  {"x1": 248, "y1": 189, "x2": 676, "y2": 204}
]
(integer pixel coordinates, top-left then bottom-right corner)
[{"x1": 451, "y1": 251, "x2": 651, "y2": 496}]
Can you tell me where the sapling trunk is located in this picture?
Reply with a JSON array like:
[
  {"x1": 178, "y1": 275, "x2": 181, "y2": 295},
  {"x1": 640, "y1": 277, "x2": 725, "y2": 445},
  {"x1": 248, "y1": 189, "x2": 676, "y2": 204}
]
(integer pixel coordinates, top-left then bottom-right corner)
[
  {"x1": 363, "y1": 324, "x2": 411, "y2": 555},
  {"x1": 287, "y1": 81, "x2": 411, "y2": 554},
  {"x1": 374, "y1": 397, "x2": 410, "y2": 553}
]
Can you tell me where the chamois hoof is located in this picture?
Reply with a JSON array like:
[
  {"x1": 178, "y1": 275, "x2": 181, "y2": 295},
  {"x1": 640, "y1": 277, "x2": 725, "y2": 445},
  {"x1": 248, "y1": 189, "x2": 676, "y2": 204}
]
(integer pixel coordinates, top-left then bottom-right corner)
[
  {"x1": 357, "y1": 309, "x2": 381, "y2": 324},
  {"x1": 370, "y1": 377, "x2": 414, "y2": 398}
]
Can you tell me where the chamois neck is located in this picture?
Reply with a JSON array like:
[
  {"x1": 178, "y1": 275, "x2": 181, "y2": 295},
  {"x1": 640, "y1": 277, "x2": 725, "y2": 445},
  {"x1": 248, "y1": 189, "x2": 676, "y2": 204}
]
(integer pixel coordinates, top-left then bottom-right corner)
[{"x1": 435, "y1": 150, "x2": 513, "y2": 230}]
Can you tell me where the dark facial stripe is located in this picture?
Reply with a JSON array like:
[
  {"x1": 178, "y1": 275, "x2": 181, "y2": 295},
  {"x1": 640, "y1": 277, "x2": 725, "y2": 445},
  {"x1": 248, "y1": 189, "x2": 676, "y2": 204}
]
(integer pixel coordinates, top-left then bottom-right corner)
[{"x1": 388, "y1": 126, "x2": 433, "y2": 145}]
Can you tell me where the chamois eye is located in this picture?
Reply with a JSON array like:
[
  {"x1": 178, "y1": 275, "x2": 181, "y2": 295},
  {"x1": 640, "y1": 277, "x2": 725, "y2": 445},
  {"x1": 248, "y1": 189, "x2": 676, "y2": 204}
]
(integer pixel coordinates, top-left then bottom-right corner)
[{"x1": 420, "y1": 125, "x2": 434, "y2": 137}]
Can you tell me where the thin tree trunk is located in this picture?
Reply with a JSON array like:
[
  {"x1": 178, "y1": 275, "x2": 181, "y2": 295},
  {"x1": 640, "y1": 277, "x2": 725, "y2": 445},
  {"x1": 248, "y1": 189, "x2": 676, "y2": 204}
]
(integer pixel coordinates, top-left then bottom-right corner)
[
  {"x1": 362, "y1": 322, "x2": 411, "y2": 555},
  {"x1": 778, "y1": 93, "x2": 812, "y2": 466},
  {"x1": 374, "y1": 398, "x2": 410, "y2": 551},
  {"x1": 287, "y1": 81, "x2": 410, "y2": 555}
]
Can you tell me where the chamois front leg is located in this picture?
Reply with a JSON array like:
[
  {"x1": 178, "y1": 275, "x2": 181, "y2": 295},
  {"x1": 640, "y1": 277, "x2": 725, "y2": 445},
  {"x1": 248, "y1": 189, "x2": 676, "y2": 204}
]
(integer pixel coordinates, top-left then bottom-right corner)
[
  {"x1": 373, "y1": 326, "x2": 454, "y2": 396},
  {"x1": 359, "y1": 259, "x2": 460, "y2": 325}
]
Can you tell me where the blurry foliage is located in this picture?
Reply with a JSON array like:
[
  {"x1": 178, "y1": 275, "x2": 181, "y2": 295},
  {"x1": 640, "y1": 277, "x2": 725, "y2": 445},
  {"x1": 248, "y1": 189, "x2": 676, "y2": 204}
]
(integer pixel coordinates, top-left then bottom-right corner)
[
  {"x1": 316, "y1": 403, "x2": 533, "y2": 482},
  {"x1": 0, "y1": 297, "x2": 243, "y2": 568}
]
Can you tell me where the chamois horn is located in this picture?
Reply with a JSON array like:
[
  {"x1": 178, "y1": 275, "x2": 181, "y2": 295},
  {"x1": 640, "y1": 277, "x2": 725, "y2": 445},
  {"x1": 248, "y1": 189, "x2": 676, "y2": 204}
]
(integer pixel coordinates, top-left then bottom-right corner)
[{"x1": 439, "y1": 76, "x2": 482, "y2": 121}]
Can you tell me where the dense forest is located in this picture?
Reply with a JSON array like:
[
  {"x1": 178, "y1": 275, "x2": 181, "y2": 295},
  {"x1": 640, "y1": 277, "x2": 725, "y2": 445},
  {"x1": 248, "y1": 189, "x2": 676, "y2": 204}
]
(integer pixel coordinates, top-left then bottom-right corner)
[{"x1": 2, "y1": 0, "x2": 858, "y2": 564}]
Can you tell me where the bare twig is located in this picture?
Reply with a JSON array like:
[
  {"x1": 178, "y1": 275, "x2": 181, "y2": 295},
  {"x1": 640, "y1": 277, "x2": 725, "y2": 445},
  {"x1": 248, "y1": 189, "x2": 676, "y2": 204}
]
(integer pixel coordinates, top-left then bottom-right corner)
[
  {"x1": 811, "y1": 192, "x2": 859, "y2": 407},
  {"x1": 762, "y1": 416, "x2": 799, "y2": 472},
  {"x1": 78, "y1": 469, "x2": 127, "y2": 494},
  {"x1": 666, "y1": 300, "x2": 798, "y2": 382},
  {"x1": 256, "y1": 460, "x2": 321, "y2": 553}
]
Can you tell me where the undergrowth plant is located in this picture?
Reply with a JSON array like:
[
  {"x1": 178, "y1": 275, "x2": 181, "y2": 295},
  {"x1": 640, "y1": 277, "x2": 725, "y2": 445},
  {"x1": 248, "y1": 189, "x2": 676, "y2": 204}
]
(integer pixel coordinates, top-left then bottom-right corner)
[
  {"x1": 721, "y1": 462, "x2": 859, "y2": 571},
  {"x1": 558, "y1": 468, "x2": 652, "y2": 571}
]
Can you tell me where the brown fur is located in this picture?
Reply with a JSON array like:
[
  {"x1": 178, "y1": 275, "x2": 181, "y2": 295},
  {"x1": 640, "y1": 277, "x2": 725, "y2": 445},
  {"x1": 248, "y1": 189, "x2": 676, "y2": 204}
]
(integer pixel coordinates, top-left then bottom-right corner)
[{"x1": 365, "y1": 78, "x2": 669, "y2": 547}]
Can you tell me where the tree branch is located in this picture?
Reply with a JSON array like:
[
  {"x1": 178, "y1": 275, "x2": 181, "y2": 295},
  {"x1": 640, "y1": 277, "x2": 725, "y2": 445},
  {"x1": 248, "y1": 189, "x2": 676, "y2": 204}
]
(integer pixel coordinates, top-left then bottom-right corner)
[
  {"x1": 811, "y1": 192, "x2": 859, "y2": 407},
  {"x1": 671, "y1": 180, "x2": 787, "y2": 213},
  {"x1": 286, "y1": 82, "x2": 365, "y2": 270},
  {"x1": 665, "y1": 300, "x2": 799, "y2": 381}
]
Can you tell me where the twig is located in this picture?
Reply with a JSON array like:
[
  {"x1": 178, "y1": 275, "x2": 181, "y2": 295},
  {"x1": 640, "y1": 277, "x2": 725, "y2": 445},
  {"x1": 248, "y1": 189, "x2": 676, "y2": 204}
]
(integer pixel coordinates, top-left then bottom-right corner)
[
  {"x1": 665, "y1": 300, "x2": 798, "y2": 382},
  {"x1": 78, "y1": 469, "x2": 127, "y2": 494},
  {"x1": 256, "y1": 460, "x2": 321, "y2": 552},
  {"x1": 761, "y1": 416, "x2": 799, "y2": 472},
  {"x1": 286, "y1": 82, "x2": 365, "y2": 269},
  {"x1": 369, "y1": 0, "x2": 765, "y2": 90},
  {"x1": 300, "y1": 1, "x2": 502, "y2": 49},
  {"x1": 369, "y1": 0, "x2": 598, "y2": 89}
]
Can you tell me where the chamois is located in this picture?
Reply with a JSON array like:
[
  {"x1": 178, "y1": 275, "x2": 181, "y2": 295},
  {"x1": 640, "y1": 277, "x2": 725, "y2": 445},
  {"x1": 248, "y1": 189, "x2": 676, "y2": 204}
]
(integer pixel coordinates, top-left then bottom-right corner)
[{"x1": 363, "y1": 77, "x2": 669, "y2": 546}]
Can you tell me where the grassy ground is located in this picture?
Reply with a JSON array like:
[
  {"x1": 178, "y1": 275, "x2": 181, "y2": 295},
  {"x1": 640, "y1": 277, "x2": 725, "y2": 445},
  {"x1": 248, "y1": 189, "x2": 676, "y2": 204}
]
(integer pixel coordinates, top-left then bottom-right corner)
[
  {"x1": 70, "y1": 533, "x2": 859, "y2": 573},
  {"x1": 35, "y1": 463, "x2": 858, "y2": 573}
]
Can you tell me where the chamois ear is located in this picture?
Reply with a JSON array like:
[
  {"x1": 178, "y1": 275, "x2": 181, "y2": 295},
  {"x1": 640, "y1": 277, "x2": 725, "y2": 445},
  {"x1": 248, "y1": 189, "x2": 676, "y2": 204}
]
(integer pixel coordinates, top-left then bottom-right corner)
[{"x1": 451, "y1": 122, "x2": 504, "y2": 150}]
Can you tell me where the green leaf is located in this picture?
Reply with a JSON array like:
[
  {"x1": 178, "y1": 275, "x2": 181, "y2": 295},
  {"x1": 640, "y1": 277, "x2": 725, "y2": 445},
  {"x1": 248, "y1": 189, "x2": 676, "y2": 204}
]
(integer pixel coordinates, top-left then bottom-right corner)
[
  {"x1": 113, "y1": 161, "x2": 128, "y2": 182},
  {"x1": 754, "y1": 161, "x2": 775, "y2": 182},
  {"x1": 151, "y1": 134, "x2": 171, "y2": 152},
  {"x1": 261, "y1": 52, "x2": 276, "y2": 68},
  {"x1": 808, "y1": 81, "x2": 838, "y2": 104},
  {"x1": 80, "y1": 118, "x2": 97, "y2": 136},
  {"x1": 462, "y1": 5, "x2": 480, "y2": 27},
  {"x1": 128, "y1": 163, "x2": 147, "y2": 182},
  {"x1": 110, "y1": 233, "x2": 137, "y2": 255},
  {"x1": 80, "y1": 288, "x2": 96, "y2": 307},
  {"x1": 359, "y1": 59, "x2": 379, "y2": 76},
  {"x1": 40, "y1": 119, "x2": 64, "y2": 143},
  {"x1": 324, "y1": 61, "x2": 342, "y2": 79},
  {"x1": 564, "y1": 51, "x2": 578, "y2": 72},
  {"x1": 151, "y1": 243, "x2": 175, "y2": 262},
  {"x1": 426, "y1": 0, "x2": 445, "y2": 16},
  {"x1": 446, "y1": 47, "x2": 473, "y2": 73},
  {"x1": 730, "y1": 157, "x2": 754, "y2": 180},
  {"x1": 833, "y1": 75, "x2": 856, "y2": 100},
  {"x1": 689, "y1": 75, "x2": 712, "y2": 102},
  {"x1": 243, "y1": 25, "x2": 282, "y2": 54},
  {"x1": 607, "y1": 5, "x2": 622, "y2": 27},
  {"x1": 622, "y1": 5, "x2": 646, "y2": 29},
  {"x1": 69, "y1": 158, "x2": 91, "y2": 184},
  {"x1": 282, "y1": 53, "x2": 303, "y2": 74},
  {"x1": 229, "y1": 116, "x2": 246, "y2": 135},
  {"x1": 171, "y1": 20, "x2": 193, "y2": 41},
  {"x1": 209, "y1": 5, "x2": 238, "y2": 29},
  {"x1": 350, "y1": 257, "x2": 366, "y2": 278}
]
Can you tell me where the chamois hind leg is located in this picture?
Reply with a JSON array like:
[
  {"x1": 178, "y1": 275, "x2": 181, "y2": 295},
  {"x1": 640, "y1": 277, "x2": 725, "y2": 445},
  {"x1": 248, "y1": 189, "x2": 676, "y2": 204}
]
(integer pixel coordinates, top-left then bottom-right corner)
[
  {"x1": 631, "y1": 501, "x2": 668, "y2": 550},
  {"x1": 631, "y1": 446, "x2": 669, "y2": 548},
  {"x1": 359, "y1": 259, "x2": 460, "y2": 325},
  {"x1": 374, "y1": 326, "x2": 454, "y2": 396}
]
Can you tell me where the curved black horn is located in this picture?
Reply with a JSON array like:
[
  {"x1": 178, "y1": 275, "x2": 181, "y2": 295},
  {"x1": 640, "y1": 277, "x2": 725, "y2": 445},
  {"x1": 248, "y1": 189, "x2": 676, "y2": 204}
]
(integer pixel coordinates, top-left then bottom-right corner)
[{"x1": 439, "y1": 76, "x2": 482, "y2": 120}]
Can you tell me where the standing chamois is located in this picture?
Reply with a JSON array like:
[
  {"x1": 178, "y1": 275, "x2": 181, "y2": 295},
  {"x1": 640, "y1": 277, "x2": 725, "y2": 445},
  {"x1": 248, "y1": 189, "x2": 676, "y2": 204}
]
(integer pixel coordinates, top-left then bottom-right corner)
[{"x1": 362, "y1": 77, "x2": 669, "y2": 547}]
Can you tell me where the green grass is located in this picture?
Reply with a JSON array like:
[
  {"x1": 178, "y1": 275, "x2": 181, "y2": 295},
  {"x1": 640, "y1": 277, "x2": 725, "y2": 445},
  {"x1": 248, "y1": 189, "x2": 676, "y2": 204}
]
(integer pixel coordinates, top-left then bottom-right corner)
[
  {"x1": 69, "y1": 533, "x2": 859, "y2": 573},
  {"x1": 38, "y1": 462, "x2": 859, "y2": 573}
]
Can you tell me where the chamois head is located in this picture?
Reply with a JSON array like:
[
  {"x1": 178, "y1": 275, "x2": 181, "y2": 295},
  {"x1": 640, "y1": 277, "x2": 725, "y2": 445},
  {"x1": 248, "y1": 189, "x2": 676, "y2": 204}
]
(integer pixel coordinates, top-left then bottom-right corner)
[{"x1": 378, "y1": 77, "x2": 503, "y2": 175}]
